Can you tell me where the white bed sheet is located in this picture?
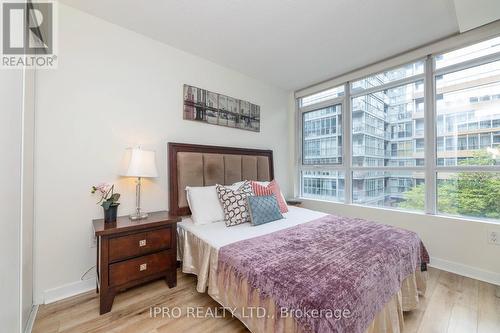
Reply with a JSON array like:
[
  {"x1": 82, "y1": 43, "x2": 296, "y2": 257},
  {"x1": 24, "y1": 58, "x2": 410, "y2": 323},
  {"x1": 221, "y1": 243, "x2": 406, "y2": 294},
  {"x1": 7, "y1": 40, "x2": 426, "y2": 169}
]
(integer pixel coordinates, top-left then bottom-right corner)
[
  {"x1": 177, "y1": 205, "x2": 327, "y2": 249},
  {"x1": 177, "y1": 205, "x2": 427, "y2": 333}
]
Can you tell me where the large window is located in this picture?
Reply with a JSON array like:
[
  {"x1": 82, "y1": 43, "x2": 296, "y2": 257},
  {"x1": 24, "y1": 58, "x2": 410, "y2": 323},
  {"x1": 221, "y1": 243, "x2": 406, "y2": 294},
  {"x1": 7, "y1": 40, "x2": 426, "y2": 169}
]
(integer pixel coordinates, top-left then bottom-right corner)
[{"x1": 298, "y1": 35, "x2": 500, "y2": 222}]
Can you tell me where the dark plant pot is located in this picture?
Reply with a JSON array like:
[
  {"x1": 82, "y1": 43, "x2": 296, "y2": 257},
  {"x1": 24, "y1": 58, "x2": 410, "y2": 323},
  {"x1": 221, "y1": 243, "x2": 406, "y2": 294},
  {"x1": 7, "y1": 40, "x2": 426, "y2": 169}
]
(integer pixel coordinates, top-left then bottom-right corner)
[{"x1": 103, "y1": 203, "x2": 120, "y2": 223}]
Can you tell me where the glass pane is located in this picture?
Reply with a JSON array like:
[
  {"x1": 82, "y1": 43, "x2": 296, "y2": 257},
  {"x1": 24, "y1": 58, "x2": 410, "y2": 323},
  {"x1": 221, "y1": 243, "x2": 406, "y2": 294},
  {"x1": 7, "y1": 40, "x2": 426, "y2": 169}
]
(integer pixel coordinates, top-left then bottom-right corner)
[
  {"x1": 435, "y1": 36, "x2": 500, "y2": 69},
  {"x1": 300, "y1": 85, "x2": 345, "y2": 107},
  {"x1": 302, "y1": 105, "x2": 342, "y2": 165},
  {"x1": 436, "y1": 60, "x2": 500, "y2": 166},
  {"x1": 351, "y1": 60, "x2": 424, "y2": 93},
  {"x1": 301, "y1": 170, "x2": 344, "y2": 202},
  {"x1": 437, "y1": 172, "x2": 500, "y2": 220},
  {"x1": 351, "y1": 81, "x2": 424, "y2": 167},
  {"x1": 352, "y1": 171, "x2": 425, "y2": 211}
]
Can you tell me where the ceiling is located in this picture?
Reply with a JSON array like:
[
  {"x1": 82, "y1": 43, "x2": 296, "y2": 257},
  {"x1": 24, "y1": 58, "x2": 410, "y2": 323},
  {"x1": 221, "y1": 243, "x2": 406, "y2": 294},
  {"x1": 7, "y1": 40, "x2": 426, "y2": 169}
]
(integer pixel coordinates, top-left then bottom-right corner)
[{"x1": 59, "y1": 0, "x2": 460, "y2": 90}]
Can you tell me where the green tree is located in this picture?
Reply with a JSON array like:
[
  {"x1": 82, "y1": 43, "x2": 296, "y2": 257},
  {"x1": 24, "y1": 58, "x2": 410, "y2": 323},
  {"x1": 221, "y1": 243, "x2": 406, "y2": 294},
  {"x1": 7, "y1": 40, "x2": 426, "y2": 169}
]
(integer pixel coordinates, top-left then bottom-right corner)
[
  {"x1": 398, "y1": 183, "x2": 425, "y2": 211},
  {"x1": 399, "y1": 150, "x2": 500, "y2": 219}
]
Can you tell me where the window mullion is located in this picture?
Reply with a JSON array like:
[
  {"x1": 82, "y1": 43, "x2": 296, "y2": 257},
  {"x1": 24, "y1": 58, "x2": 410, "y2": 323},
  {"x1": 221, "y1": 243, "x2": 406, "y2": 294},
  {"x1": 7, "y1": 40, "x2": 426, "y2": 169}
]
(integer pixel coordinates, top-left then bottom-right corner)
[
  {"x1": 344, "y1": 83, "x2": 352, "y2": 204},
  {"x1": 299, "y1": 96, "x2": 345, "y2": 113},
  {"x1": 434, "y1": 51, "x2": 500, "y2": 76},
  {"x1": 301, "y1": 164, "x2": 345, "y2": 171},
  {"x1": 437, "y1": 166, "x2": 500, "y2": 172},
  {"x1": 295, "y1": 99, "x2": 302, "y2": 198},
  {"x1": 424, "y1": 55, "x2": 437, "y2": 215},
  {"x1": 352, "y1": 167, "x2": 425, "y2": 172}
]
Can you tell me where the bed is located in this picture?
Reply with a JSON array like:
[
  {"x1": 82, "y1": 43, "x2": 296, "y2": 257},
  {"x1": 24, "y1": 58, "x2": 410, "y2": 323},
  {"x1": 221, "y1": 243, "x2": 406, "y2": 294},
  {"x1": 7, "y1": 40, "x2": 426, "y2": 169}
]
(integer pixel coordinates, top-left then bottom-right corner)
[{"x1": 169, "y1": 142, "x2": 428, "y2": 333}]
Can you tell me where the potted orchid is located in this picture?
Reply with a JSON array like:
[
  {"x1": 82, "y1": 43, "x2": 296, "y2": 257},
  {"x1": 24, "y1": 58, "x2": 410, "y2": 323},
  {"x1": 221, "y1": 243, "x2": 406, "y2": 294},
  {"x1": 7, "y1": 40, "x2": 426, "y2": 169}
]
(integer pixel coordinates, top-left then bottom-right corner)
[{"x1": 91, "y1": 183, "x2": 121, "y2": 223}]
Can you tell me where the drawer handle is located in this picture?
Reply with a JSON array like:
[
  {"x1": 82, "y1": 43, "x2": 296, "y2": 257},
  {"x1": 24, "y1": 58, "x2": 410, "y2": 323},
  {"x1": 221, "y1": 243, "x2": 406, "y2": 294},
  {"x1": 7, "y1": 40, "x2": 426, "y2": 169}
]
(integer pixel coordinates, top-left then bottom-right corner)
[
  {"x1": 139, "y1": 263, "x2": 147, "y2": 271},
  {"x1": 139, "y1": 239, "x2": 147, "y2": 247}
]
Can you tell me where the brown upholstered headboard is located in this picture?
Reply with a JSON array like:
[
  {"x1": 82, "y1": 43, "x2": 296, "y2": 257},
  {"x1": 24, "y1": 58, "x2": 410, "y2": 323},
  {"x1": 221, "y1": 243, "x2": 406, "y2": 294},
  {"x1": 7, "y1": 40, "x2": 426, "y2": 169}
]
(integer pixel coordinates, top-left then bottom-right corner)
[{"x1": 168, "y1": 142, "x2": 274, "y2": 216}]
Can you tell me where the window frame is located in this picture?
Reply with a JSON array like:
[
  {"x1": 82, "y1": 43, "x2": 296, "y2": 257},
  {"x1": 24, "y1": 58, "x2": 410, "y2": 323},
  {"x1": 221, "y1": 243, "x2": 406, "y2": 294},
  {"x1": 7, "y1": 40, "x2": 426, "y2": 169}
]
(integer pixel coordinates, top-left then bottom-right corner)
[{"x1": 296, "y1": 32, "x2": 500, "y2": 221}]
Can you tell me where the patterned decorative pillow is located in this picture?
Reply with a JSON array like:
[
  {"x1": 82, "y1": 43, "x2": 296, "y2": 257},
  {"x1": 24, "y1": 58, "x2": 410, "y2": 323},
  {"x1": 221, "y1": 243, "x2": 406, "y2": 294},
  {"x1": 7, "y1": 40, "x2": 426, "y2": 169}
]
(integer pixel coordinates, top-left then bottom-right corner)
[
  {"x1": 247, "y1": 195, "x2": 283, "y2": 226},
  {"x1": 216, "y1": 182, "x2": 253, "y2": 226},
  {"x1": 250, "y1": 180, "x2": 289, "y2": 213}
]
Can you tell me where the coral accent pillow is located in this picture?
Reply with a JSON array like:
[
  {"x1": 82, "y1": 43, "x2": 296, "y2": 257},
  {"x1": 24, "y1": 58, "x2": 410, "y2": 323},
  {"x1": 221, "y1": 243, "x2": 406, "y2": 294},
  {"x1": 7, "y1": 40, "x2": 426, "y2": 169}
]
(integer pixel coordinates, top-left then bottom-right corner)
[{"x1": 251, "y1": 180, "x2": 288, "y2": 213}]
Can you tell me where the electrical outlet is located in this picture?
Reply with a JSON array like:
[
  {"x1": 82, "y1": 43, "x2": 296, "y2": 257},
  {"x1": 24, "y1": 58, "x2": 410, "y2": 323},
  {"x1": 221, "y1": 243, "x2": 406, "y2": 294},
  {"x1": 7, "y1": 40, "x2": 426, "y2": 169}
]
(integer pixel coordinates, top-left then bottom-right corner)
[
  {"x1": 488, "y1": 231, "x2": 500, "y2": 246},
  {"x1": 90, "y1": 233, "x2": 97, "y2": 248}
]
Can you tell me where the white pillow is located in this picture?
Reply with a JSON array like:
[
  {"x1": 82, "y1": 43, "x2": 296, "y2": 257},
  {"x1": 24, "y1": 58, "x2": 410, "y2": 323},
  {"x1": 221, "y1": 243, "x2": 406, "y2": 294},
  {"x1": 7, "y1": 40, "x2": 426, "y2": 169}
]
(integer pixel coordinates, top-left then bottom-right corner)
[
  {"x1": 185, "y1": 182, "x2": 251, "y2": 225},
  {"x1": 186, "y1": 186, "x2": 225, "y2": 225}
]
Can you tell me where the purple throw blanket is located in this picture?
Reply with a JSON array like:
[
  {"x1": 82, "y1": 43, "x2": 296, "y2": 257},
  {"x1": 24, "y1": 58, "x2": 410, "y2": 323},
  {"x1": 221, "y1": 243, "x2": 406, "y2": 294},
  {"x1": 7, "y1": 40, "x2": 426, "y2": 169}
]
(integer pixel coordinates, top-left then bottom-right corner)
[{"x1": 218, "y1": 215, "x2": 429, "y2": 333}]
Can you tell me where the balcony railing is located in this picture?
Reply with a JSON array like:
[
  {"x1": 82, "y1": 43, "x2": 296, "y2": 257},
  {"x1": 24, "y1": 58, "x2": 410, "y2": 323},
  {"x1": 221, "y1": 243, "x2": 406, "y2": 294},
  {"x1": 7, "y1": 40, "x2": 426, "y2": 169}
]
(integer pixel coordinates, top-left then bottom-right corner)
[
  {"x1": 303, "y1": 131, "x2": 341, "y2": 140},
  {"x1": 352, "y1": 190, "x2": 386, "y2": 202},
  {"x1": 302, "y1": 191, "x2": 344, "y2": 202},
  {"x1": 351, "y1": 98, "x2": 385, "y2": 119},
  {"x1": 353, "y1": 146, "x2": 385, "y2": 157},
  {"x1": 352, "y1": 123, "x2": 385, "y2": 139}
]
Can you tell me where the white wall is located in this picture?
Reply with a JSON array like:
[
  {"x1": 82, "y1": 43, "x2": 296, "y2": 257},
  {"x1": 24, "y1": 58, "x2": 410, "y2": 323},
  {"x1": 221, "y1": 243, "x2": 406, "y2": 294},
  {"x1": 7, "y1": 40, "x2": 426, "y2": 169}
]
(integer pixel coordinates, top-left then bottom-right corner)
[
  {"x1": 0, "y1": 70, "x2": 23, "y2": 332},
  {"x1": 454, "y1": 0, "x2": 500, "y2": 32},
  {"x1": 34, "y1": 4, "x2": 290, "y2": 303}
]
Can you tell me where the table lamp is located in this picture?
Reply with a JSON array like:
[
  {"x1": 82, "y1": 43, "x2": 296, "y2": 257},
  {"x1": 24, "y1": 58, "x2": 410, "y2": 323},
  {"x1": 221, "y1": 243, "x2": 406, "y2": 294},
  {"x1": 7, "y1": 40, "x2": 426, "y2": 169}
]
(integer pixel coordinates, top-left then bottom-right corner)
[{"x1": 122, "y1": 147, "x2": 158, "y2": 220}]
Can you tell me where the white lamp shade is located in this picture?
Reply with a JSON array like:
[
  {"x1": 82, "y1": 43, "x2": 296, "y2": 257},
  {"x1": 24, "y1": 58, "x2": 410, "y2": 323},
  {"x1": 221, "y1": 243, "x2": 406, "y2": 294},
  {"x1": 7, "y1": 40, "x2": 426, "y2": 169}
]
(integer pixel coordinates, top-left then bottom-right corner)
[{"x1": 122, "y1": 148, "x2": 158, "y2": 178}]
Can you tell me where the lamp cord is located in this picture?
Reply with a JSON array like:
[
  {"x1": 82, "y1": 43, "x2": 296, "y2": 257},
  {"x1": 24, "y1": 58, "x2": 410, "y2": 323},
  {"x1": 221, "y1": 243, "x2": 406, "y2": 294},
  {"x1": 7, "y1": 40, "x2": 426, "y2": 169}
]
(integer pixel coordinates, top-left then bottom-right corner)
[{"x1": 81, "y1": 265, "x2": 96, "y2": 281}]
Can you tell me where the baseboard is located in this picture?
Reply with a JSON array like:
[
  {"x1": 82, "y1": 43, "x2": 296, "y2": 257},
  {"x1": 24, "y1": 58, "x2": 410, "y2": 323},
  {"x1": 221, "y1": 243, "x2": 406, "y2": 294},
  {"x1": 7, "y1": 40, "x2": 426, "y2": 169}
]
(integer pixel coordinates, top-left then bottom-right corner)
[
  {"x1": 24, "y1": 304, "x2": 38, "y2": 333},
  {"x1": 430, "y1": 257, "x2": 500, "y2": 286},
  {"x1": 43, "y1": 278, "x2": 95, "y2": 304},
  {"x1": 40, "y1": 258, "x2": 499, "y2": 305}
]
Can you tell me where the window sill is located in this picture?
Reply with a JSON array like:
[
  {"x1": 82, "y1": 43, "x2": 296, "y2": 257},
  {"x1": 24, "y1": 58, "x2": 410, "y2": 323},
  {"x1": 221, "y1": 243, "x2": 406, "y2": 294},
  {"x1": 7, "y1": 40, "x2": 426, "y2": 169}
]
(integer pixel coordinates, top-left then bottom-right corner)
[{"x1": 298, "y1": 197, "x2": 500, "y2": 226}]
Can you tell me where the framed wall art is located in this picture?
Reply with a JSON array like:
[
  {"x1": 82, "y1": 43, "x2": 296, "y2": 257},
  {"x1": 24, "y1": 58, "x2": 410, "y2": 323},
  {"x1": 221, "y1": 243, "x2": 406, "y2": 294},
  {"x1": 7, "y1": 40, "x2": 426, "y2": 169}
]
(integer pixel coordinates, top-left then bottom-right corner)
[{"x1": 183, "y1": 84, "x2": 260, "y2": 132}]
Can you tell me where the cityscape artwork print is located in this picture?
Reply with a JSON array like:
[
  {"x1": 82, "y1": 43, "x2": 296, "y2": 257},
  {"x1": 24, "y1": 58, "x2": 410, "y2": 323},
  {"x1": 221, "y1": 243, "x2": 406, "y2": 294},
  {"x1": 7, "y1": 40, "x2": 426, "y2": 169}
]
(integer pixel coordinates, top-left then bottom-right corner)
[{"x1": 183, "y1": 84, "x2": 260, "y2": 132}]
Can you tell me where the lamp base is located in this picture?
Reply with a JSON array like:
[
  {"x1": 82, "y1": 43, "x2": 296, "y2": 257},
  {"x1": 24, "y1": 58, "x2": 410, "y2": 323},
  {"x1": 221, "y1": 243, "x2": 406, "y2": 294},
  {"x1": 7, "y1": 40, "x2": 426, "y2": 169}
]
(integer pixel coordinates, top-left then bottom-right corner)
[{"x1": 129, "y1": 212, "x2": 148, "y2": 221}]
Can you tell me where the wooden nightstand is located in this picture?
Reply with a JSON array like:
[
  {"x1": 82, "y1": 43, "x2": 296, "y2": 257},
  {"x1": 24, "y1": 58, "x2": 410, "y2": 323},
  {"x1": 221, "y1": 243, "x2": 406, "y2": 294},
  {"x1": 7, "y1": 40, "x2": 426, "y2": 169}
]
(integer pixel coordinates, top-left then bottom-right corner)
[{"x1": 93, "y1": 211, "x2": 181, "y2": 314}]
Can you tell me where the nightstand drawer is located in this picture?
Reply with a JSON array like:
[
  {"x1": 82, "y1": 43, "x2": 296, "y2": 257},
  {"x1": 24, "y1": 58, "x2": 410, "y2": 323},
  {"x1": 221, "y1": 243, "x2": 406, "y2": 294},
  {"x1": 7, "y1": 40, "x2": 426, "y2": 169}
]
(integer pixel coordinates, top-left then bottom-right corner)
[
  {"x1": 108, "y1": 227, "x2": 171, "y2": 262},
  {"x1": 109, "y1": 250, "x2": 175, "y2": 287}
]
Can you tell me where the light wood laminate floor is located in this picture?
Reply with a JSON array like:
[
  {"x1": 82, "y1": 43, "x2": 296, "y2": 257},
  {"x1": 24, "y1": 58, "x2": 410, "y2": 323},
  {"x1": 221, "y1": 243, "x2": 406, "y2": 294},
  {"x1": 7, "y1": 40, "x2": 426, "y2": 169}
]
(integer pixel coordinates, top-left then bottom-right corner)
[{"x1": 33, "y1": 267, "x2": 500, "y2": 333}]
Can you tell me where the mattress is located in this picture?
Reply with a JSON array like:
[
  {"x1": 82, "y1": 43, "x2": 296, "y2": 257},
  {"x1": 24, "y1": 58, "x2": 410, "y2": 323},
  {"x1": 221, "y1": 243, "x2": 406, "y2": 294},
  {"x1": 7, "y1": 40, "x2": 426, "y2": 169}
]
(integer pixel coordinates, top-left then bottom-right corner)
[
  {"x1": 177, "y1": 206, "x2": 427, "y2": 333},
  {"x1": 178, "y1": 205, "x2": 327, "y2": 249}
]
